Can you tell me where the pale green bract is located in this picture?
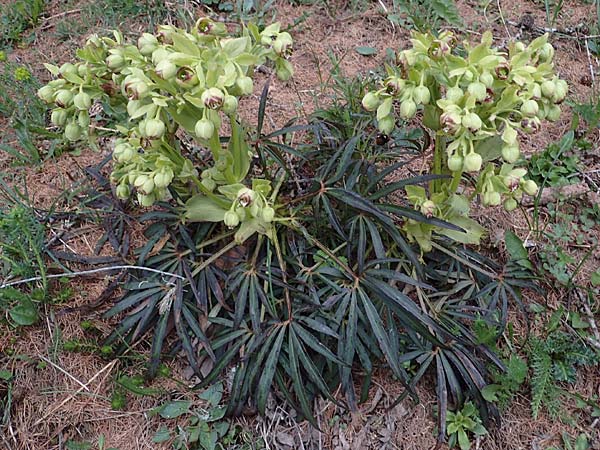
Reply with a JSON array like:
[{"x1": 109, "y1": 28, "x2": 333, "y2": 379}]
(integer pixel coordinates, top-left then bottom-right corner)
[{"x1": 38, "y1": 18, "x2": 294, "y2": 243}]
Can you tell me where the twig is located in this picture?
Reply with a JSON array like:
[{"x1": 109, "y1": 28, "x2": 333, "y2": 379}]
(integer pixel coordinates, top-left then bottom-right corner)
[
  {"x1": 39, "y1": 9, "x2": 83, "y2": 31},
  {"x1": 576, "y1": 289, "x2": 600, "y2": 349},
  {"x1": 33, "y1": 359, "x2": 117, "y2": 426},
  {"x1": 0, "y1": 265, "x2": 185, "y2": 289},
  {"x1": 497, "y1": 0, "x2": 512, "y2": 40},
  {"x1": 38, "y1": 355, "x2": 89, "y2": 392},
  {"x1": 584, "y1": 39, "x2": 596, "y2": 88}
]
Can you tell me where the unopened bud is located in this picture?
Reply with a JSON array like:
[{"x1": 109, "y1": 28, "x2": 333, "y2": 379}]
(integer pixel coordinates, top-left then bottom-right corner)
[
  {"x1": 522, "y1": 179, "x2": 538, "y2": 196},
  {"x1": 362, "y1": 92, "x2": 380, "y2": 111},
  {"x1": 413, "y1": 85, "x2": 430, "y2": 105},
  {"x1": 74, "y1": 91, "x2": 92, "y2": 110},
  {"x1": 462, "y1": 112, "x2": 482, "y2": 133},
  {"x1": 399, "y1": 99, "x2": 417, "y2": 119},
  {"x1": 195, "y1": 119, "x2": 215, "y2": 140},
  {"x1": 447, "y1": 154, "x2": 463, "y2": 171},
  {"x1": 463, "y1": 152, "x2": 482, "y2": 172},
  {"x1": 224, "y1": 211, "x2": 240, "y2": 228}
]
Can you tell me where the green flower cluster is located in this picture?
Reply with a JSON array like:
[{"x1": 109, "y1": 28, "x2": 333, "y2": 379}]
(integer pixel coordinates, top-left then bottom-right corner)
[
  {"x1": 363, "y1": 31, "x2": 565, "y2": 174},
  {"x1": 361, "y1": 31, "x2": 566, "y2": 250},
  {"x1": 37, "y1": 18, "x2": 293, "y2": 209}
]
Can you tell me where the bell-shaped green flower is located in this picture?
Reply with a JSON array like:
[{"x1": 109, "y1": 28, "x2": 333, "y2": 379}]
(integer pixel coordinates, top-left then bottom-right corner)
[
  {"x1": 463, "y1": 152, "x2": 482, "y2": 172},
  {"x1": 64, "y1": 122, "x2": 82, "y2": 141},
  {"x1": 520, "y1": 99, "x2": 539, "y2": 117},
  {"x1": 224, "y1": 210, "x2": 240, "y2": 227},
  {"x1": 195, "y1": 119, "x2": 215, "y2": 140},
  {"x1": 504, "y1": 198, "x2": 518, "y2": 211},
  {"x1": 399, "y1": 99, "x2": 417, "y2": 119},
  {"x1": 501, "y1": 145, "x2": 520, "y2": 163},
  {"x1": 55, "y1": 90, "x2": 74, "y2": 108},
  {"x1": 201, "y1": 87, "x2": 225, "y2": 109},
  {"x1": 74, "y1": 91, "x2": 92, "y2": 110},
  {"x1": 362, "y1": 92, "x2": 380, "y2": 111},
  {"x1": 236, "y1": 76, "x2": 254, "y2": 95},
  {"x1": 447, "y1": 154, "x2": 463, "y2": 171},
  {"x1": 522, "y1": 179, "x2": 538, "y2": 196},
  {"x1": 145, "y1": 118, "x2": 166, "y2": 139},
  {"x1": 51, "y1": 109, "x2": 68, "y2": 127},
  {"x1": 413, "y1": 85, "x2": 430, "y2": 105},
  {"x1": 462, "y1": 112, "x2": 482, "y2": 133},
  {"x1": 155, "y1": 60, "x2": 177, "y2": 80}
]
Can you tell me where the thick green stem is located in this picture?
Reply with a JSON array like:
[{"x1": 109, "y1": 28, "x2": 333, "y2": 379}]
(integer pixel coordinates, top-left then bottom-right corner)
[{"x1": 432, "y1": 134, "x2": 446, "y2": 194}]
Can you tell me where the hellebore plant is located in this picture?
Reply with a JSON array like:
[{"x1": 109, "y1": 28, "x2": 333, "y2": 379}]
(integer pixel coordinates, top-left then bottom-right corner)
[
  {"x1": 38, "y1": 19, "x2": 293, "y2": 243},
  {"x1": 362, "y1": 31, "x2": 566, "y2": 250}
]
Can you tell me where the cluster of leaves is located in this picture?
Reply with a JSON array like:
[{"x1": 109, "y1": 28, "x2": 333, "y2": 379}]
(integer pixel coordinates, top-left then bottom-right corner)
[
  {"x1": 528, "y1": 306, "x2": 600, "y2": 419},
  {"x1": 446, "y1": 402, "x2": 487, "y2": 450},
  {"x1": 0, "y1": 0, "x2": 44, "y2": 48},
  {"x1": 152, "y1": 382, "x2": 264, "y2": 450},
  {"x1": 386, "y1": 0, "x2": 462, "y2": 32},
  {"x1": 546, "y1": 433, "x2": 590, "y2": 450},
  {"x1": 528, "y1": 127, "x2": 585, "y2": 187}
]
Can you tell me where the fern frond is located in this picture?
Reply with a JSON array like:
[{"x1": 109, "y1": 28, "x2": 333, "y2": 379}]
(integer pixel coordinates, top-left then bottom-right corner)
[{"x1": 530, "y1": 339, "x2": 553, "y2": 419}]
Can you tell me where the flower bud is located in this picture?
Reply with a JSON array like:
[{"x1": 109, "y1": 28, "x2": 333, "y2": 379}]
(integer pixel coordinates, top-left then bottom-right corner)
[
  {"x1": 520, "y1": 99, "x2": 539, "y2": 117},
  {"x1": 155, "y1": 60, "x2": 177, "y2": 80},
  {"x1": 514, "y1": 42, "x2": 526, "y2": 52},
  {"x1": 487, "y1": 191, "x2": 501, "y2": 206},
  {"x1": 447, "y1": 154, "x2": 463, "y2": 172},
  {"x1": 502, "y1": 145, "x2": 520, "y2": 163},
  {"x1": 445, "y1": 86, "x2": 463, "y2": 103},
  {"x1": 236, "y1": 76, "x2": 253, "y2": 95},
  {"x1": 262, "y1": 206, "x2": 275, "y2": 222},
  {"x1": 64, "y1": 122, "x2": 82, "y2": 141},
  {"x1": 530, "y1": 83, "x2": 541, "y2": 100},
  {"x1": 58, "y1": 63, "x2": 77, "y2": 78},
  {"x1": 145, "y1": 118, "x2": 165, "y2": 139},
  {"x1": 362, "y1": 92, "x2": 380, "y2": 111},
  {"x1": 224, "y1": 211, "x2": 240, "y2": 227},
  {"x1": 399, "y1": 99, "x2": 417, "y2": 119},
  {"x1": 73, "y1": 91, "x2": 92, "y2": 110},
  {"x1": 413, "y1": 85, "x2": 430, "y2": 105},
  {"x1": 137, "y1": 193, "x2": 156, "y2": 207},
  {"x1": 467, "y1": 82, "x2": 487, "y2": 102},
  {"x1": 420, "y1": 200, "x2": 435, "y2": 218},
  {"x1": 546, "y1": 104, "x2": 561, "y2": 121},
  {"x1": 38, "y1": 85, "x2": 55, "y2": 103},
  {"x1": 378, "y1": 115, "x2": 395, "y2": 134},
  {"x1": 222, "y1": 95, "x2": 238, "y2": 114},
  {"x1": 522, "y1": 179, "x2": 538, "y2": 196},
  {"x1": 116, "y1": 184, "x2": 130, "y2": 199},
  {"x1": 51, "y1": 109, "x2": 68, "y2": 127},
  {"x1": 541, "y1": 80, "x2": 555, "y2": 98},
  {"x1": 504, "y1": 198, "x2": 518, "y2": 211},
  {"x1": 78, "y1": 110, "x2": 90, "y2": 128},
  {"x1": 106, "y1": 54, "x2": 125, "y2": 70},
  {"x1": 538, "y1": 43, "x2": 554, "y2": 62},
  {"x1": 138, "y1": 33, "x2": 158, "y2": 56},
  {"x1": 201, "y1": 87, "x2": 224, "y2": 109},
  {"x1": 152, "y1": 48, "x2": 170, "y2": 65},
  {"x1": 552, "y1": 80, "x2": 568, "y2": 103},
  {"x1": 463, "y1": 152, "x2": 482, "y2": 172},
  {"x1": 479, "y1": 71, "x2": 494, "y2": 88},
  {"x1": 55, "y1": 90, "x2": 74, "y2": 108},
  {"x1": 462, "y1": 112, "x2": 482, "y2": 133},
  {"x1": 153, "y1": 169, "x2": 173, "y2": 188},
  {"x1": 195, "y1": 119, "x2": 215, "y2": 140}
]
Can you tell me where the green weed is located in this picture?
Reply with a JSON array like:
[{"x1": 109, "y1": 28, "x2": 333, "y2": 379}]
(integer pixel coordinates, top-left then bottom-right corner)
[{"x1": 0, "y1": 0, "x2": 44, "y2": 48}]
